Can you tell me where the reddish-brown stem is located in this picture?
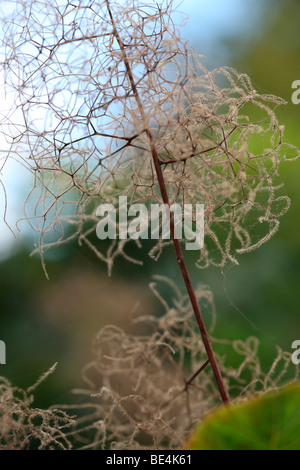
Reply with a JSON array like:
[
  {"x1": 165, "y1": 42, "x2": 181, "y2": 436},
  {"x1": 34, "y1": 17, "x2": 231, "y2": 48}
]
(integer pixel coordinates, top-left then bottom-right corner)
[{"x1": 105, "y1": 0, "x2": 229, "y2": 405}]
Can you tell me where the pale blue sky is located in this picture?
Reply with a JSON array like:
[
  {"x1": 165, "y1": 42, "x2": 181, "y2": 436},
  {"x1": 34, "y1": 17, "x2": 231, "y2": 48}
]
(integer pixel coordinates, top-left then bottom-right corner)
[{"x1": 179, "y1": 0, "x2": 277, "y2": 65}]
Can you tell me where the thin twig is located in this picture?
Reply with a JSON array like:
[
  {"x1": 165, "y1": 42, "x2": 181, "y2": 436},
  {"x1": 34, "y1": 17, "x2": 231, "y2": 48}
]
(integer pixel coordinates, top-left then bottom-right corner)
[{"x1": 105, "y1": 0, "x2": 229, "y2": 405}]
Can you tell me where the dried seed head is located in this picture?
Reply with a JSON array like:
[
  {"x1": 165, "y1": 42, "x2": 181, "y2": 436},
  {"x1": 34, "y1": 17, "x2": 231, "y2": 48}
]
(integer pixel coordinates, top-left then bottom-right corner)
[{"x1": 0, "y1": 0, "x2": 298, "y2": 276}]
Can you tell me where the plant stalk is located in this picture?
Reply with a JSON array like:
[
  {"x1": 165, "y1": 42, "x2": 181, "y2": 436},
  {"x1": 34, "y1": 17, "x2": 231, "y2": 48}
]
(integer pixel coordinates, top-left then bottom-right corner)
[{"x1": 105, "y1": 0, "x2": 229, "y2": 405}]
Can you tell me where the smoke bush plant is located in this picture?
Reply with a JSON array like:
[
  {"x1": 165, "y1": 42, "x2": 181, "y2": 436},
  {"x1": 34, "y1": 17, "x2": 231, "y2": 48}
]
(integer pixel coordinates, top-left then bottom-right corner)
[
  {"x1": 59, "y1": 276, "x2": 298, "y2": 450},
  {"x1": 1, "y1": 0, "x2": 299, "y2": 449},
  {"x1": 0, "y1": 364, "x2": 74, "y2": 450}
]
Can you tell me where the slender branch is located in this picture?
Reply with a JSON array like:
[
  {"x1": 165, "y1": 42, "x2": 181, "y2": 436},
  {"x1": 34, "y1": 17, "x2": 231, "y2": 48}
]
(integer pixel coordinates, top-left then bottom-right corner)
[
  {"x1": 158, "y1": 358, "x2": 212, "y2": 412},
  {"x1": 185, "y1": 360, "x2": 210, "y2": 390},
  {"x1": 159, "y1": 127, "x2": 237, "y2": 166},
  {"x1": 105, "y1": 0, "x2": 229, "y2": 405}
]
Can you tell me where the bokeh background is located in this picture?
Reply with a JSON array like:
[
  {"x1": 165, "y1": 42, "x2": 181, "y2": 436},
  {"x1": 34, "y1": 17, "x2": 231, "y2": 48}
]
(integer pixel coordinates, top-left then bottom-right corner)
[{"x1": 0, "y1": 0, "x2": 300, "y2": 408}]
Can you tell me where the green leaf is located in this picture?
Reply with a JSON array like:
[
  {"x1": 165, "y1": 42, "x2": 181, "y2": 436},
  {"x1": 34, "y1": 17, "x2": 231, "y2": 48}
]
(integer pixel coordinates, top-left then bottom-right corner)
[{"x1": 185, "y1": 382, "x2": 300, "y2": 450}]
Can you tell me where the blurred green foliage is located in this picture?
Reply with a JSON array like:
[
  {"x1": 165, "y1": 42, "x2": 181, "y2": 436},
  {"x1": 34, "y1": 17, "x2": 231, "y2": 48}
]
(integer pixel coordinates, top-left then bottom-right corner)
[{"x1": 209, "y1": 0, "x2": 300, "y2": 353}]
